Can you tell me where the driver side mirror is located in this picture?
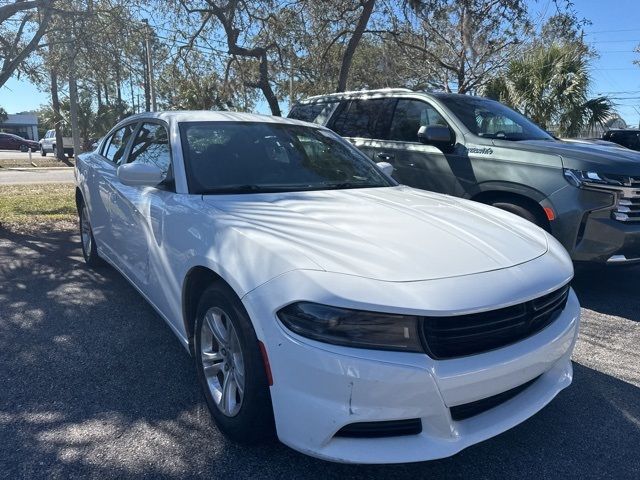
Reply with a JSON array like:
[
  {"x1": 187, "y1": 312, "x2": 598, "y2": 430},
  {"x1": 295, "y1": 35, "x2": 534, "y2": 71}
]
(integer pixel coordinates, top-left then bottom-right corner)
[
  {"x1": 418, "y1": 125, "x2": 454, "y2": 148},
  {"x1": 117, "y1": 163, "x2": 164, "y2": 187}
]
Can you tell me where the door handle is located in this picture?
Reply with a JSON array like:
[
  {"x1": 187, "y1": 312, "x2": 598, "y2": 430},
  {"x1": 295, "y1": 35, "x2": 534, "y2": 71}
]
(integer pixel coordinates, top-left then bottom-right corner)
[{"x1": 377, "y1": 152, "x2": 394, "y2": 161}]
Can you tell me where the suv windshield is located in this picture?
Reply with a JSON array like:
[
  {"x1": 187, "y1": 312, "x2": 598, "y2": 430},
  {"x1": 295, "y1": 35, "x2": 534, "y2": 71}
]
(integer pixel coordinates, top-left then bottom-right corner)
[
  {"x1": 436, "y1": 95, "x2": 553, "y2": 141},
  {"x1": 180, "y1": 122, "x2": 395, "y2": 194}
]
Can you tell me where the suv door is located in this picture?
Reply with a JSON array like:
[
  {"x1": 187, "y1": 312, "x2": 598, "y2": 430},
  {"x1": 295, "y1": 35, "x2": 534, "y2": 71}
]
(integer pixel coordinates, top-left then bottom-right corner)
[{"x1": 379, "y1": 98, "x2": 464, "y2": 194}]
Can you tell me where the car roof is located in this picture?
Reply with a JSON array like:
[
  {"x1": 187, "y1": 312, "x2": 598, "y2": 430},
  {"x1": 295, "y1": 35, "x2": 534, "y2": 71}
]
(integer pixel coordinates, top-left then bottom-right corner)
[
  {"x1": 122, "y1": 110, "x2": 319, "y2": 128},
  {"x1": 296, "y1": 88, "x2": 493, "y2": 105}
]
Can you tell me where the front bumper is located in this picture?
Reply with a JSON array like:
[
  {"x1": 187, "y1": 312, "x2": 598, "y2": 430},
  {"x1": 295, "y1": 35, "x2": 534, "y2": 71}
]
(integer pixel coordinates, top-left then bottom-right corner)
[
  {"x1": 243, "y1": 267, "x2": 579, "y2": 464},
  {"x1": 547, "y1": 185, "x2": 640, "y2": 263}
]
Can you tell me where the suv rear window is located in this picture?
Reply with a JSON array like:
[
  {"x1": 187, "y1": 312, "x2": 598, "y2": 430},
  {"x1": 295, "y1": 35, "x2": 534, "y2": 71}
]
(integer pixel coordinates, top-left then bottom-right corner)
[
  {"x1": 330, "y1": 99, "x2": 388, "y2": 139},
  {"x1": 288, "y1": 102, "x2": 338, "y2": 125}
]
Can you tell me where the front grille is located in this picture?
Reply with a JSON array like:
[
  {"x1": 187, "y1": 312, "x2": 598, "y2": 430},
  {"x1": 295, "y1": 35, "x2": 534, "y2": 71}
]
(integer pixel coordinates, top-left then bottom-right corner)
[
  {"x1": 597, "y1": 174, "x2": 640, "y2": 222},
  {"x1": 450, "y1": 376, "x2": 540, "y2": 421},
  {"x1": 421, "y1": 284, "x2": 570, "y2": 360},
  {"x1": 335, "y1": 419, "x2": 422, "y2": 438},
  {"x1": 613, "y1": 193, "x2": 640, "y2": 222}
]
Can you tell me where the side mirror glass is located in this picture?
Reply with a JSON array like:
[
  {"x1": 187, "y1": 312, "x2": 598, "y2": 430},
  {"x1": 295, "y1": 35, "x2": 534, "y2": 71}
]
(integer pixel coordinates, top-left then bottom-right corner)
[
  {"x1": 117, "y1": 163, "x2": 164, "y2": 187},
  {"x1": 376, "y1": 161, "x2": 394, "y2": 177},
  {"x1": 418, "y1": 125, "x2": 453, "y2": 147}
]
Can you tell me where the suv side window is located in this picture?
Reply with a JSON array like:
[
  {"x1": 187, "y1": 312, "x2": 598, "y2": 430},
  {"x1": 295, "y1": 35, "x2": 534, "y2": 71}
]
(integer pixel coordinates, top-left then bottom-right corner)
[
  {"x1": 289, "y1": 102, "x2": 338, "y2": 125},
  {"x1": 331, "y1": 98, "x2": 387, "y2": 138},
  {"x1": 127, "y1": 122, "x2": 172, "y2": 180},
  {"x1": 102, "y1": 124, "x2": 136, "y2": 164},
  {"x1": 389, "y1": 99, "x2": 448, "y2": 142}
]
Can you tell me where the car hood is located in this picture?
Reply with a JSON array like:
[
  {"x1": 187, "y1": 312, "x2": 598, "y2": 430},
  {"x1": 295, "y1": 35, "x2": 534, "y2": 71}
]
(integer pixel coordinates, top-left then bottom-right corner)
[
  {"x1": 203, "y1": 186, "x2": 548, "y2": 282},
  {"x1": 509, "y1": 139, "x2": 640, "y2": 175}
]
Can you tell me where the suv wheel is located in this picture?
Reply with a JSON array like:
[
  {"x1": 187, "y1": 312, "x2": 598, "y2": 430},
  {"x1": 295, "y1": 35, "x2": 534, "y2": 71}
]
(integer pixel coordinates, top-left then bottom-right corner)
[
  {"x1": 40, "y1": 147, "x2": 47, "y2": 157},
  {"x1": 194, "y1": 282, "x2": 275, "y2": 444},
  {"x1": 490, "y1": 200, "x2": 547, "y2": 230}
]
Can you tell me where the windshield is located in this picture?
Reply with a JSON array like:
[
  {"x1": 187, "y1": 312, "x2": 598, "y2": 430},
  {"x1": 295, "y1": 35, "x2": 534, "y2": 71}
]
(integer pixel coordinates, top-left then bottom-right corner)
[
  {"x1": 180, "y1": 122, "x2": 395, "y2": 194},
  {"x1": 436, "y1": 95, "x2": 553, "y2": 141}
]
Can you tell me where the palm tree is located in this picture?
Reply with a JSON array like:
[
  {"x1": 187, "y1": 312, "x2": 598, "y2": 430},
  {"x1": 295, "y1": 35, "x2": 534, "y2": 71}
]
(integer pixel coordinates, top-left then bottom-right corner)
[{"x1": 483, "y1": 43, "x2": 613, "y2": 136}]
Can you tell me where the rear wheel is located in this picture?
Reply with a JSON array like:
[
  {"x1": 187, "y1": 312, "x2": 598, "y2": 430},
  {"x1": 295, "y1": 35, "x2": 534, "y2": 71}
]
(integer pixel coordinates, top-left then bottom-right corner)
[
  {"x1": 40, "y1": 148, "x2": 47, "y2": 157},
  {"x1": 79, "y1": 201, "x2": 103, "y2": 267},
  {"x1": 490, "y1": 199, "x2": 548, "y2": 230},
  {"x1": 194, "y1": 283, "x2": 275, "y2": 444}
]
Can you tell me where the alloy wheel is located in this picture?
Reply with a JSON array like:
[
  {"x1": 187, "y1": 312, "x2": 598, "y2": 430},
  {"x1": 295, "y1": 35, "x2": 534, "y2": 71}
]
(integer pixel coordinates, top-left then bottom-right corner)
[{"x1": 200, "y1": 307, "x2": 245, "y2": 417}]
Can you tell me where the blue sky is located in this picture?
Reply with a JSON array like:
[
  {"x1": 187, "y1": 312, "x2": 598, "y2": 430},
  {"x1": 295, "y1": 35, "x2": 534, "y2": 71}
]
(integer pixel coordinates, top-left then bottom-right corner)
[{"x1": 1, "y1": 0, "x2": 639, "y2": 127}]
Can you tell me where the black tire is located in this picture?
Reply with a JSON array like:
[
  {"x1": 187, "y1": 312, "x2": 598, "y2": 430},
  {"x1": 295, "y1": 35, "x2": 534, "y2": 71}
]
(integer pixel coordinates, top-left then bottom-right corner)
[
  {"x1": 40, "y1": 148, "x2": 47, "y2": 157},
  {"x1": 490, "y1": 199, "x2": 548, "y2": 230},
  {"x1": 78, "y1": 200, "x2": 103, "y2": 267},
  {"x1": 194, "y1": 282, "x2": 275, "y2": 444},
  {"x1": 20, "y1": 145, "x2": 28, "y2": 152}
]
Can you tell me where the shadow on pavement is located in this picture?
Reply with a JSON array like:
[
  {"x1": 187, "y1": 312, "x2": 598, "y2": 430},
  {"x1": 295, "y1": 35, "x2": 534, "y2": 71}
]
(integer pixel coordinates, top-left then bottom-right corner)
[
  {"x1": 572, "y1": 263, "x2": 640, "y2": 321},
  {"x1": 0, "y1": 230, "x2": 638, "y2": 479}
]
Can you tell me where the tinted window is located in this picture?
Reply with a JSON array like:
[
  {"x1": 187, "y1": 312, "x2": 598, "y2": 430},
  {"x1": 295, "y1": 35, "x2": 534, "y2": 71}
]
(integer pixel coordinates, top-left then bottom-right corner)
[
  {"x1": 288, "y1": 102, "x2": 338, "y2": 125},
  {"x1": 389, "y1": 99, "x2": 448, "y2": 142},
  {"x1": 331, "y1": 99, "x2": 387, "y2": 139},
  {"x1": 437, "y1": 95, "x2": 552, "y2": 141},
  {"x1": 180, "y1": 122, "x2": 394, "y2": 194},
  {"x1": 128, "y1": 123, "x2": 172, "y2": 177},
  {"x1": 103, "y1": 124, "x2": 136, "y2": 163}
]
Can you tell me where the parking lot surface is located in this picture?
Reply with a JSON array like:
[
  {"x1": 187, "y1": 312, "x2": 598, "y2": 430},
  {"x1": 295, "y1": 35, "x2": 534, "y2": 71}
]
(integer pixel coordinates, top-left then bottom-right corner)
[{"x1": 0, "y1": 229, "x2": 638, "y2": 479}]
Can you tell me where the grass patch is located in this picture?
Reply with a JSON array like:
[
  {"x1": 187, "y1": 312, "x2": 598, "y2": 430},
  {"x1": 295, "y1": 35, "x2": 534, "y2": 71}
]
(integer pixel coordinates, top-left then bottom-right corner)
[{"x1": 0, "y1": 183, "x2": 77, "y2": 233}]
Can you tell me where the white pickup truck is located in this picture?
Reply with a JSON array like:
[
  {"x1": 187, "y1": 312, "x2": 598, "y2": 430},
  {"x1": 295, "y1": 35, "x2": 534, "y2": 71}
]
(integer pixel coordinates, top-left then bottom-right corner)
[{"x1": 39, "y1": 129, "x2": 80, "y2": 157}]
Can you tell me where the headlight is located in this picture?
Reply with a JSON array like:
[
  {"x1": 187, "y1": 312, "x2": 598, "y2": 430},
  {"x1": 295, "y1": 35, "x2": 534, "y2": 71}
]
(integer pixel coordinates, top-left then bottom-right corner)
[
  {"x1": 277, "y1": 302, "x2": 423, "y2": 352},
  {"x1": 563, "y1": 169, "x2": 625, "y2": 188}
]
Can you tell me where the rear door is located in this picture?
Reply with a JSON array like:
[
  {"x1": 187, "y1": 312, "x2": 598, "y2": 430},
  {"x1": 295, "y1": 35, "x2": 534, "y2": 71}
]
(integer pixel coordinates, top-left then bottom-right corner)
[
  {"x1": 88, "y1": 123, "x2": 137, "y2": 264},
  {"x1": 327, "y1": 98, "x2": 394, "y2": 160}
]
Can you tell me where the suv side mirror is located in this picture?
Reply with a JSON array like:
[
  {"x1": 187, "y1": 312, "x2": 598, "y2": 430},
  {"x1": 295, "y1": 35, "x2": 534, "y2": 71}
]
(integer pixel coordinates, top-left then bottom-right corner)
[
  {"x1": 117, "y1": 163, "x2": 164, "y2": 187},
  {"x1": 376, "y1": 161, "x2": 394, "y2": 177},
  {"x1": 418, "y1": 125, "x2": 454, "y2": 148}
]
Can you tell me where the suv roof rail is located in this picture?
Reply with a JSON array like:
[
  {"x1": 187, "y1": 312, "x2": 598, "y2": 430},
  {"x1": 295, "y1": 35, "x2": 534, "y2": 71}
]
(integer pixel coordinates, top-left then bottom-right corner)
[{"x1": 303, "y1": 87, "x2": 414, "y2": 102}]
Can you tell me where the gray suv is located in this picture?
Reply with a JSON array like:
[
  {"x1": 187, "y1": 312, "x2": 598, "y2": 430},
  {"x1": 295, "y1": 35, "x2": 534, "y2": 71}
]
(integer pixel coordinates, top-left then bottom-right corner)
[{"x1": 289, "y1": 88, "x2": 640, "y2": 264}]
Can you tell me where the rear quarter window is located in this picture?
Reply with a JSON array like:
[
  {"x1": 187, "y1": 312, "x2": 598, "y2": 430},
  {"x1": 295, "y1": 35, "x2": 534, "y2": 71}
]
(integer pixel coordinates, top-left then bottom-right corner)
[{"x1": 288, "y1": 102, "x2": 338, "y2": 125}]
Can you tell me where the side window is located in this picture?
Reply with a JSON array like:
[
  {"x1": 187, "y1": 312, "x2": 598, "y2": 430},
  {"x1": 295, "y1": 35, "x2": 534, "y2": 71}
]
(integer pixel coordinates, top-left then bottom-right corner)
[
  {"x1": 389, "y1": 99, "x2": 448, "y2": 142},
  {"x1": 127, "y1": 123, "x2": 172, "y2": 177},
  {"x1": 102, "y1": 124, "x2": 136, "y2": 164},
  {"x1": 288, "y1": 102, "x2": 338, "y2": 125},
  {"x1": 331, "y1": 99, "x2": 387, "y2": 139}
]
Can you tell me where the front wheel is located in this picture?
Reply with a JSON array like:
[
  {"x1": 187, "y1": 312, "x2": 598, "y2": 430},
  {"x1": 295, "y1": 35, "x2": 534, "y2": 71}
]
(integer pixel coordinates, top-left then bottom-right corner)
[
  {"x1": 79, "y1": 201, "x2": 103, "y2": 267},
  {"x1": 40, "y1": 148, "x2": 47, "y2": 157},
  {"x1": 490, "y1": 200, "x2": 548, "y2": 230},
  {"x1": 194, "y1": 283, "x2": 275, "y2": 444}
]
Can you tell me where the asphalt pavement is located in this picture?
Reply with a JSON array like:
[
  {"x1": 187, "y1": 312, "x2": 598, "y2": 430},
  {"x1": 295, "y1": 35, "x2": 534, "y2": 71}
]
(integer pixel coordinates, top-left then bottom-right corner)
[{"x1": 0, "y1": 230, "x2": 638, "y2": 479}]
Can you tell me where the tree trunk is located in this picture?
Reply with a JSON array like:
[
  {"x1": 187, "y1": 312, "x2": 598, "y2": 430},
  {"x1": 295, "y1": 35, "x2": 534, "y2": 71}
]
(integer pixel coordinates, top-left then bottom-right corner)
[
  {"x1": 336, "y1": 0, "x2": 375, "y2": 92},
  {"x1": 50, "y1": 69, "x2": 66, "y2": 161},
  {"x1": 258, "y1": 53, "x2": 281, "y2": 116},
  {"x1": 97, "y1": 83, "x2": 102, "y2": 109}
]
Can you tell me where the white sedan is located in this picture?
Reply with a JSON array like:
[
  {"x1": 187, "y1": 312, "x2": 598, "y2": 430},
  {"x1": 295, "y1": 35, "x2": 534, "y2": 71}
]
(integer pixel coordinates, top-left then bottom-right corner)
[{"x1": 75, "y1": 111, "x2": 579, "y2": 464}]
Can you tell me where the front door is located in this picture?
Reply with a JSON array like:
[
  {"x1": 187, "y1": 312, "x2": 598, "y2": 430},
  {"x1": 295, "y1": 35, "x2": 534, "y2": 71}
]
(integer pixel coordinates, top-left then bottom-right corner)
[
  {"x1": 373, "y1": 98, "x2": 467, "y2": 196},
  {"x1": 109, "y1": 121, "x2": 173, "y2": 296}
]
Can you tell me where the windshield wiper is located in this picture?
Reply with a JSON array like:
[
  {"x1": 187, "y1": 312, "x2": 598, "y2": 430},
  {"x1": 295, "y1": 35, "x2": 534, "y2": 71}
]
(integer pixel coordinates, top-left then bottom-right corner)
[
  {"x1": 322, "y1": 181, "x2": 380, "y2": 189},
  {"x1": 200, "y1": 184, "x2": 272, "y2": 194},
  {"x1": 200, "y1": 184, "x2": 319, "y2": 194}
]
